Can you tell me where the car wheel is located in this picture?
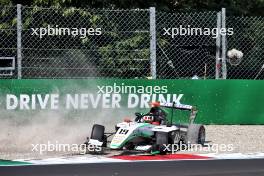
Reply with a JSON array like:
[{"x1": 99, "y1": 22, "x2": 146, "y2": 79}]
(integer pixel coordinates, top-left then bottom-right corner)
[
  {"x1": 91, "y1": 124, "x2": 105, "y2": 142},
  {"x1": 186, "y1": 124, "x2": 205, "y2": 145}
]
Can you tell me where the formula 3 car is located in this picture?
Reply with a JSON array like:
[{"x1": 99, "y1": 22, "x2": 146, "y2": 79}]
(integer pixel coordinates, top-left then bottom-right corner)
[{"x1": 85, "y1": 102, "x2": 205, "y2": 154}]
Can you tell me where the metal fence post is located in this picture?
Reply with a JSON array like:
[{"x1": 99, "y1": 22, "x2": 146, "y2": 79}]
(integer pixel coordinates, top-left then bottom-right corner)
[
  {"x1": 215, "y1": 12, "x2": 221, "y2": 79},
  {"x1": 221, "y1": 8, "x2": 227, "y2": 79},
  {"x1": 17, "y1": 4, "x2": 22, "y2": 79},
  {"x1": 149, "y1": 7, "x2": 156, "y2": 79}
]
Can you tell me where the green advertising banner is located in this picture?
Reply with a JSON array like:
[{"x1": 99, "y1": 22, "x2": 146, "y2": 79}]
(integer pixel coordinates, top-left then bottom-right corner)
[{"x1": 0, "y1": 79, "x2": 264, "y2": 124}]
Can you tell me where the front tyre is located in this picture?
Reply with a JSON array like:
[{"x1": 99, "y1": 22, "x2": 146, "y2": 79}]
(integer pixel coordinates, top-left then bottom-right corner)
[{"x1": 91, "y1": 124, "x2": 105, "y2": 143}]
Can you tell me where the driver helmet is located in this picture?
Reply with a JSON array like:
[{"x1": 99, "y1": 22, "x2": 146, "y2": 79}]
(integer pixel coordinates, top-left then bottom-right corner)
[{"x1": 150, "y1": 107, "x2": 163, "y2": 116}]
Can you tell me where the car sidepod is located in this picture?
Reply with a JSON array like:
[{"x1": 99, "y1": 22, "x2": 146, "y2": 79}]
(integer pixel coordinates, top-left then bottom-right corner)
[{"x1": 110, "y1": 123, "x2": 154, "y2": 149}]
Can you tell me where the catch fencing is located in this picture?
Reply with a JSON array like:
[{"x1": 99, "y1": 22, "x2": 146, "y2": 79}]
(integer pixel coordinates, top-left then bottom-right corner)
[{"x1": 0, "y1": 5, "x2": 263, "y2": 79}]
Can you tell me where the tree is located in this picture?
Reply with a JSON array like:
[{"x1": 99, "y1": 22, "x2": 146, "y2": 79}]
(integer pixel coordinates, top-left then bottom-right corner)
[{"x1": 1, "y1": 0, "x2": 264, "y2": 16}]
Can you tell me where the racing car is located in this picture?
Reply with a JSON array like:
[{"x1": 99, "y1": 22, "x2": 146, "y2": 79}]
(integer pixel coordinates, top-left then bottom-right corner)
[{"x1": 85, "y1": 102, "x2": 205, "y2": 154}]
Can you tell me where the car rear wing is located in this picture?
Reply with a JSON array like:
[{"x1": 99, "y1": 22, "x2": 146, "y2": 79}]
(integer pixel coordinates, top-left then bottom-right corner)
[
  {"x1": 159, "y1": 102, "x2": 194, "y2": 111},
  {"x1": 150, "y1": 102, "x2": 198, "y2": 123}
]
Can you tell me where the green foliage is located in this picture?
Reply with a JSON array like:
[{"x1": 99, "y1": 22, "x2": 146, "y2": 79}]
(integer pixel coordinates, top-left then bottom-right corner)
[
  {"x1": 0, "y1": 0, "x2": 11, "y2": 5},
  {"x1": 3, "y1": 0, "x2": 263, "y2": 16},
  {"x1": 0, "y1": 0, "x2": 263, "y2": 78}
]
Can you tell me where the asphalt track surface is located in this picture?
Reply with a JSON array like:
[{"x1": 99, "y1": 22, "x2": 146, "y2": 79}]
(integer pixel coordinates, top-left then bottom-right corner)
[{"x1": 1, "y1": 159, "x2": 264, "y2": 176}]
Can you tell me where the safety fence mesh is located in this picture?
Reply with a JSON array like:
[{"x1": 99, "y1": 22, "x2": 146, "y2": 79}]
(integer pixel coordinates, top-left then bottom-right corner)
[
  {"x1": 0, "y1": 6, "x2": 17, "y2": 78},
  {"x1": 226, "y1": 16, "x2": 264, "y2": 79},
  {"x1": 0, "y1": 5, "x2": 263, "y2": 79},
  {"x1": 156, "y1": 11, "x2": 217, "y2": 79},
  {"x1": 21, "y1": 7, "x2": 150, "y2": 78}
]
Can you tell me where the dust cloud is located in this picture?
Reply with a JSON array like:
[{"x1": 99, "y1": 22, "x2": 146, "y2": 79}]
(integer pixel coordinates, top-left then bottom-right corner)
[{"x1": 0, "y1": 108, "x2": 134, "y2": 156}]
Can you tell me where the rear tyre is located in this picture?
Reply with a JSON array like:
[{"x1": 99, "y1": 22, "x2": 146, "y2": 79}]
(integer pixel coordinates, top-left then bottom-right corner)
[
  {"x1": 155, "y1": 132, "x2": 169, "y2": 154},
  {"x1": 186, "y1": 124, "x2": 205, "y2": 145},
  {"x1": 91, "y1": 124, "x2": 105, "y2": 142}
]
